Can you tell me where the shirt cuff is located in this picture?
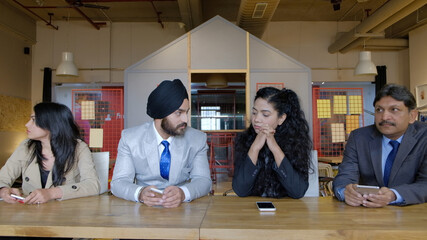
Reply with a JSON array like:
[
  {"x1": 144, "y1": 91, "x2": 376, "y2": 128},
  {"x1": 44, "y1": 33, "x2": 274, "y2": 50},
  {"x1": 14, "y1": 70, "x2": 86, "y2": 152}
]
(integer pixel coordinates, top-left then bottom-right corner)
[
  {"x1": 389, "y1": 188, "x2": 404, "y2": 205},
  {"x1": 134, "y1": 186, "x2": 144, "y2": 202},
  {"x1": 180, "y1": 186, "x2": 191, "y2": 202},
  {"x1": 337, "y1": 187, "x2": 346, "y2": 201}
]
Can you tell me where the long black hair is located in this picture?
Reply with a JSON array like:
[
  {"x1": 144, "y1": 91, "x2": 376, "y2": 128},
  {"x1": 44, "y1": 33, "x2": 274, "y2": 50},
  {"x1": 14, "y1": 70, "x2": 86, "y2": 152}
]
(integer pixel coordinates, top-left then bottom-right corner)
[
  {"x1": 235, "y1": 87, "x2": 312, "y2": 190},
  {"x1": 27, "y1": 102, "x2": 82, "y2": 186}
]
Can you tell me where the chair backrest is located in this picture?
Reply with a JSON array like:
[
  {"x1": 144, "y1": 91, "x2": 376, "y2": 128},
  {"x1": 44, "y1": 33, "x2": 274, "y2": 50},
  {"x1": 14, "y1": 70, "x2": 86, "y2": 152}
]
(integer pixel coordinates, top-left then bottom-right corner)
[
  {"x1": 92, "y1": 152, "x2": 110, "y2": 194},
  {"x1": 304, "y1": 150, "x2": 319, "y2": 197}
]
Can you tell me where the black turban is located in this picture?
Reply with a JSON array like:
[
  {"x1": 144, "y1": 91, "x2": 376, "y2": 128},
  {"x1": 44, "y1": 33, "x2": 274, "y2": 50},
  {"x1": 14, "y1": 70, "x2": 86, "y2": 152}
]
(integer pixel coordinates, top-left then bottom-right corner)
[{"x1": 146, "y1": 79, "x2": 189, "y2": 119}]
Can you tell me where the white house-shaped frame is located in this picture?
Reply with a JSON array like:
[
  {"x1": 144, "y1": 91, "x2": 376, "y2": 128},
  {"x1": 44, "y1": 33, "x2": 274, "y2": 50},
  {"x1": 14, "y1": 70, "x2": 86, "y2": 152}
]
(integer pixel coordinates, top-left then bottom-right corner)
[
  {"x1": 125, "y1": 15, "x2": 316, "y2": 197},
  {"x1": 125, "y1": 15, "x2": 312, "y2": 129}
]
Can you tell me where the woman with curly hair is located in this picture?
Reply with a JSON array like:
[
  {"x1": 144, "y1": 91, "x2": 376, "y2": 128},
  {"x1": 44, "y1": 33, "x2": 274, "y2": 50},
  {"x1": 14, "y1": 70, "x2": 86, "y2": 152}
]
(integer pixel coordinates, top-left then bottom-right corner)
[
  {"x1": 232, "y1": 87, "x2": 312, "y2": 198},
  {"x1": 0, "y1": 102, "x2": 100, "y2": 205}
]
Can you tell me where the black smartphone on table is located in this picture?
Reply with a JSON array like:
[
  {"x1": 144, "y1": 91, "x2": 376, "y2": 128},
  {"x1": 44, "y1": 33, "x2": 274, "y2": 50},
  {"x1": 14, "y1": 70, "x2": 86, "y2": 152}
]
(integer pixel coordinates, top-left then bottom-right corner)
[{"x1": 256, "y1": 201, "x2": 276, "y2": 211}]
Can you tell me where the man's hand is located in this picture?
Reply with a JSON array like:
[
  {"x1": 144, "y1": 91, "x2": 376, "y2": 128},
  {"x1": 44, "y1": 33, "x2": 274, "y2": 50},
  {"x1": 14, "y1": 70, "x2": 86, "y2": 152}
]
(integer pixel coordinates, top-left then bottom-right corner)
[
  {"x1": 0, "y1": 187, "x2": 22, "y2": 204},
  {"x1": 343, "y1": 184, "x2": 365, "y2": 207},
  {"x1": 139, "y1": 185, "x2": 163, "y2": 207},
  {"x1": 161, "y1": 186, "x2": 185, "y2": 208},
  {"x1": 362, "y1": 187, "x2": 396, "y2": 208}
]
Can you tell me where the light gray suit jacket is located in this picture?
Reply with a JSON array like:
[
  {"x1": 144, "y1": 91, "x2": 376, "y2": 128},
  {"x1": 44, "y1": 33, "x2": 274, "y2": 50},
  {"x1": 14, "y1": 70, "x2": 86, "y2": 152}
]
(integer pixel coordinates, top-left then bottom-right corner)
[
  {"x1": 333, "y1": 121, "x2": 427, "y2": 205},
  {"x1": 111, "y1": 122, "x2": 212, "y2": 202}
]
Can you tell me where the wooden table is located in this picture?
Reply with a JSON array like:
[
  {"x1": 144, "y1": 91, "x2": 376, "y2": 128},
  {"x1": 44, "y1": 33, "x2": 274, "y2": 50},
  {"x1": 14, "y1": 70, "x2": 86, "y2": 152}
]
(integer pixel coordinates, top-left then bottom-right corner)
[
  {"x1": 1, "y1": 195, "x2": 427, "y2": 239},
  {"x1": 0, "y1": 194, "x2": 210, "y2": 239},
  {"x1": 200, "y1": 196, "x2": 427, "y2": 240}
]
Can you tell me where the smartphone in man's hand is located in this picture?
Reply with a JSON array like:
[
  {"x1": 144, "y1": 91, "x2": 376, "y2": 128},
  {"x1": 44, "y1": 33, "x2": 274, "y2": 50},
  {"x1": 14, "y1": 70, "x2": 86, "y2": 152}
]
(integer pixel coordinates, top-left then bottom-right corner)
[
  {"x1": 355, "y1": 185, "x2": 380, "y2": 195},
  {"x1": 150, "y1": 188, "x2": 164, "y2": 197}
]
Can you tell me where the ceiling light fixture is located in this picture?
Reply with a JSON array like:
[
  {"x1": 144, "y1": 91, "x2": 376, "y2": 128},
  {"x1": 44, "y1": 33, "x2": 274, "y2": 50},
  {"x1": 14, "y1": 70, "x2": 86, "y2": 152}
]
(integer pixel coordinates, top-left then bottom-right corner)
[
  {"x1": 355, "y1": 51, "x2": 377, "y2": 76},
  {"x1": 56, "y1": 12, "x2": 78, "y2": 77},
  {"x1": 252, "y1": 3, "x2": 268, "y2": 18},
  {"x1": 56, "y1": 52, "x2": 78, "y2": 76}
]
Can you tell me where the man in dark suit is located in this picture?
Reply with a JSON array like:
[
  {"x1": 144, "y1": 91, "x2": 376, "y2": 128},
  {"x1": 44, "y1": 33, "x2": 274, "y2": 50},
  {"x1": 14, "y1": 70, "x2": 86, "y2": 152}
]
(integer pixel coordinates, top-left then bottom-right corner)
[{"x1": 333, "y1": 84, "x2": 427, "y2": 207}]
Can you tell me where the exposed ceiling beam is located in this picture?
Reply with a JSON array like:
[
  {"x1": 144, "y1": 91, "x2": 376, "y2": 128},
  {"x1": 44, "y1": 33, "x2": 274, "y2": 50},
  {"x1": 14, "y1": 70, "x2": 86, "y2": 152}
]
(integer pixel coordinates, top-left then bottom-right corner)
[
  {"x1": 328, "y1": 0, "x2": 415, "y2": 54},
  {"x1": 386, "y1": 4, "x2": 427, "y2": 38},
  {"x1": 363, "y1": 38, "x2": 409, "y2": 51},
  {"x1": 340, "y1": 0, "x2": 427, "y2": 53}
]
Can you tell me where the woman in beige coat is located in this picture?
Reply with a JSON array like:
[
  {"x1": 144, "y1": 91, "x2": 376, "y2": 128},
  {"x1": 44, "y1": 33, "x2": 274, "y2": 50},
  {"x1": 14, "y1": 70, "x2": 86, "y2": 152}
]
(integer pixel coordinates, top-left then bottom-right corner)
[{"x1": 0, "y1": 102, "x2": 99, "y2": 204}]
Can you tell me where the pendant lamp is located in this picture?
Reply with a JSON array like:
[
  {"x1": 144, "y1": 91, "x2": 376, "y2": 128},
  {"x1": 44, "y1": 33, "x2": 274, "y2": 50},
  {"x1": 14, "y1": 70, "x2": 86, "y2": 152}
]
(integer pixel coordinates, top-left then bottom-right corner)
[
  {"x1": 56, "y1": 52, "x2": 78, "y2": 77},
  {"x1": 354, "y1": 51, "x2": 377, "y2": 76}
]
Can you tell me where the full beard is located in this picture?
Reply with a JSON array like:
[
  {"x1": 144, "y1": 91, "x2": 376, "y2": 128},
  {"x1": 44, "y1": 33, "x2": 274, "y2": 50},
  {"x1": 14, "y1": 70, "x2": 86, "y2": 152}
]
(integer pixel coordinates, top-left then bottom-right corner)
[{"x1": 161, "y1": 119, "x2": 187, "y2": 136}]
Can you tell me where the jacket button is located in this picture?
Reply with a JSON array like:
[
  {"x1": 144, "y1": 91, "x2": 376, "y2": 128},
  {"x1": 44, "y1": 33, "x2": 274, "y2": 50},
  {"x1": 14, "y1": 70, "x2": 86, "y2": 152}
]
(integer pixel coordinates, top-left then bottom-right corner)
[
  {"x1": 72, "y1": 185, "x2": 77, "y2": 189},
  {"x1": 25, "y1": 177, "x2": 30, "y2": 182}
]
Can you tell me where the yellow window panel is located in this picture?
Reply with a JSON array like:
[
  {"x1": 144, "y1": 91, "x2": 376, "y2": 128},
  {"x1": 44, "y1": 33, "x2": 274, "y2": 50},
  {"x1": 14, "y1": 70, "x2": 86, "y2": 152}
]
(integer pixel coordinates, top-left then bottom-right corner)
[
  {"x1": 349, "y1": 95, "x2": 362, "y2": 114},
  {"x1": 333, "y1": 95, "x2": 347, "y2": 114},
  {"x1": 317, "y1": 99, "x2": 331, "y2": 118},
  {"x1": 346, "y1": 115, "x2": 360, "y2": 134}
]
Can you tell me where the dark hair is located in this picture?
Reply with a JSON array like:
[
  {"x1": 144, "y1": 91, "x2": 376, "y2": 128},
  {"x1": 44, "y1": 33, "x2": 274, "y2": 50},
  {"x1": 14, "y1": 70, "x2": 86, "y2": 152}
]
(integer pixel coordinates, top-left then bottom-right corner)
[
  {"x1": 28, "y1": 102, "x2": 82, "y2": 186},
  {"x1": 373, "y1": 84, "x2": 416, "y2": 110},
  {"x1": 235, "y1": 87, "x2": 312, "y2": 195}
]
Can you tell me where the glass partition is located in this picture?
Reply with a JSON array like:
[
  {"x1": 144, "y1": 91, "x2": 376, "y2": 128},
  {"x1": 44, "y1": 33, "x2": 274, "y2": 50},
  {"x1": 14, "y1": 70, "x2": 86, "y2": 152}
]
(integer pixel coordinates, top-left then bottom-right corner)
[{"x1": 190, "y1": 73, "x2": 246, "y2": 131}]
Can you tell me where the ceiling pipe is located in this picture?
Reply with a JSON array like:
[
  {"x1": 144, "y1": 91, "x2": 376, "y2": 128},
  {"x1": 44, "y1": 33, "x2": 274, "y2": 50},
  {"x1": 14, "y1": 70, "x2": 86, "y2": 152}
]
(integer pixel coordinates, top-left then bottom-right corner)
[
  {"x1": 150, "y1": 0, "x2": 164, "y2": 28},
  {"x1": 340, "y1": 0, "x2": 427, "y2": 53},
  {"x1": 11, "y1": 0, "x2": 58, "y2": 30},
  {"x1": 328, "y1": 0, "x2": 415, "y2": 54},
  {"x1": 70, "y1": 5, "x2": 106, "y2": 30},
  {"x1": 177, "y1": 0, "x2": 202, "y2": 31}
]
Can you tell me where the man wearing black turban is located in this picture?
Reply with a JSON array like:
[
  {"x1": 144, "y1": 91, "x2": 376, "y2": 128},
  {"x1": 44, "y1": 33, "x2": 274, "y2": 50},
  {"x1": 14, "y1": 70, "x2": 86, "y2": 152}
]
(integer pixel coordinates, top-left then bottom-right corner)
[{"x1": 111, "y1": 79, "x2": 212, "y2": 208}]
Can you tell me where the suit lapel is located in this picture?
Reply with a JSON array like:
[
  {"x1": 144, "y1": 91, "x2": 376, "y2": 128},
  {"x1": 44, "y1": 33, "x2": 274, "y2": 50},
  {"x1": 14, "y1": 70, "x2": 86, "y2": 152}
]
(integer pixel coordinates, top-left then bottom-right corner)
[
  {"x1": 169, "y1": 136, "x2": 185, "y2": 183},
  {"x1": 144, "y1": 125, "x2": 161, "y2": 176},
  {"x1": 389, "y1": 124, "x2": 417, "y2": 185},
  {"x1": 369, "y1": 130, "x2": 384, "y2": 185}
]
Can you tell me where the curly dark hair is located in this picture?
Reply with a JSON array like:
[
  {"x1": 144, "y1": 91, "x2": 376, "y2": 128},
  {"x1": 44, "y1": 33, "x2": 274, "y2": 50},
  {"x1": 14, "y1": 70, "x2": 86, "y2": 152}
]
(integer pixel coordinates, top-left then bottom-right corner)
[
  {"x1": 27, "y1": 102, "x2": 82, "y2": 187},
  {"x1": 234, "y1": 87, "x2": 312, "y2": 197}
]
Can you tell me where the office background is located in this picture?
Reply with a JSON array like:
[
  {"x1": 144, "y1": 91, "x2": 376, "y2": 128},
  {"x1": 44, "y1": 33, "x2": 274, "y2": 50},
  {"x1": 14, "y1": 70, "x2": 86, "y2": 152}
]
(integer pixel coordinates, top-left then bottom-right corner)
[{"x1": 1, "y1": 1, "x2": 426, "y2": 167}]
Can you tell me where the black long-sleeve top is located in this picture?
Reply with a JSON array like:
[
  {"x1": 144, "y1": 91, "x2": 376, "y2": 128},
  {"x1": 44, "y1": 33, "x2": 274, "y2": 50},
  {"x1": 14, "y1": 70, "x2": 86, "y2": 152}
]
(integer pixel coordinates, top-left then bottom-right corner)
[{"x1": 232, "y1": 151, "x2": 308, "y2": 199}]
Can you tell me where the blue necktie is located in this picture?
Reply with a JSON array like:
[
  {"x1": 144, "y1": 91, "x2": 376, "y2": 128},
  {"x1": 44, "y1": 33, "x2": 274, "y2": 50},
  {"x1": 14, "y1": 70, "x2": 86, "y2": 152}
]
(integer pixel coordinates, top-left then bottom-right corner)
[
  {"x1": 383, "y1": 140, "x2": 400, "y2": 187},
  {"x1": 160, "y1": 140, "x2": 171, "y2": 180}
]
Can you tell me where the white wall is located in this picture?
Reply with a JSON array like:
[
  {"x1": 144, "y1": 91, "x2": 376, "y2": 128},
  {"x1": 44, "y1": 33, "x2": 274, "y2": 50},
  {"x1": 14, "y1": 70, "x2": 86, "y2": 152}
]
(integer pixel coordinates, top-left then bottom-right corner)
[
  {"x1": 0, "y1": 1, "x2": 35, "y2": 167},
  {"x1": 409, "y1": 23, "x2": 427, "y2": 94},
  {"x1": 31, "y1": 18, "x2": 412, "y2": 136},
  {"x1": 263, "y1": 21, "x2": 408, "y2": 85},
  {"x1": 0, "y1": 30, "x2": 32, "y2": 98},
  {"x1": 32, "y1": 21, "x2": 186, "y2": 105},
  {"x1": 32, "y1": 19, "x2": 411, "y2": 104}
]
